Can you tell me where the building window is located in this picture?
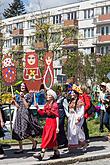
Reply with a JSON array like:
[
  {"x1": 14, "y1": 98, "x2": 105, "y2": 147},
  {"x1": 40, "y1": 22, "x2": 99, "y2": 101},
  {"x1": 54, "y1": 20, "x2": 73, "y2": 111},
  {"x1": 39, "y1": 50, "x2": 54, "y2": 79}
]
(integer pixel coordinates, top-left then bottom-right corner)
[
  {"x1": 54, "y1": 68, "x2": 57, "y2": 77},
  {"x1": 83, "y1": 28, "x2": 94, "y2": 38},
  {"x1": 13, "y1": 37, "x2": 23, "y2": 45},
  {"x1": 91, "y1": 28, "x2": 94, "y2": 37},
  {"x1": 101, "y1": 6, "x2": 110, "y2": 15},
  {"x1": 101, "y1": 7, "x2": 104, "y2": 15},
  {"x1": 67, "y1": 11, "x2": 77, "y2": 20},
  {"x1": 101, "y1": 47, "x2": 104, "y2": 54},
  {"x1": 52, "y1": 14, "x2": 62, "y2": 24},
  {"x1": 106, "y1": 26, "x2": 109, "y2": 35},
  {"x1": 84, "y1": 9, "x2": 94, "y2": 19},
  {"x1": 101, "y1": 27, "x2": 104, "y2": 35}
]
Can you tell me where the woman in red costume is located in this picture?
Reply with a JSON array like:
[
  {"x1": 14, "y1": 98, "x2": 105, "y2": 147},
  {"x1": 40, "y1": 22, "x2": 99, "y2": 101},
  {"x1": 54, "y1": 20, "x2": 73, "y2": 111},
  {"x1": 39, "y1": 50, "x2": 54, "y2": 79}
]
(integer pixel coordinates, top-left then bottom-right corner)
[{"x1": 33, "y1": 89, "x2": 60, "y2": 161}]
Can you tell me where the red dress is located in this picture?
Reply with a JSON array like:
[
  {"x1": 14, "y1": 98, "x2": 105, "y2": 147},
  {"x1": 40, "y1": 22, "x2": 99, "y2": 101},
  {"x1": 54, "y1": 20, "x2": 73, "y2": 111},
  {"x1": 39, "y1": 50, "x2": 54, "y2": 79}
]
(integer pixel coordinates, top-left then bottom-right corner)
[{"x1": 38, "y1": 102, "x2": 59, "y2": 149}]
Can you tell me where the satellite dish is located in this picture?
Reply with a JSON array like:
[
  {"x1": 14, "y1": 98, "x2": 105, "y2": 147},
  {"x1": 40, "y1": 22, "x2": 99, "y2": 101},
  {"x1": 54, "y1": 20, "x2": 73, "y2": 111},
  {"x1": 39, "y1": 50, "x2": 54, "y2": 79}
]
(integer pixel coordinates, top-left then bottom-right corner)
[{"x1": 107, "y1": 72, "x2": 110, "y2": 80}]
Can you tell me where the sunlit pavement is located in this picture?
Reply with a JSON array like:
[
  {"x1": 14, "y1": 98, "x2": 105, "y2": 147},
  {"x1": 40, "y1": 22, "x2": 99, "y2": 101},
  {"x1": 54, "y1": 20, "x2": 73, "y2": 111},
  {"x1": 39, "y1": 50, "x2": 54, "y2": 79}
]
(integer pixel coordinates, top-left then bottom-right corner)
[{"x1": 0, "y1": 136, "x2": 110, "y2": 165}]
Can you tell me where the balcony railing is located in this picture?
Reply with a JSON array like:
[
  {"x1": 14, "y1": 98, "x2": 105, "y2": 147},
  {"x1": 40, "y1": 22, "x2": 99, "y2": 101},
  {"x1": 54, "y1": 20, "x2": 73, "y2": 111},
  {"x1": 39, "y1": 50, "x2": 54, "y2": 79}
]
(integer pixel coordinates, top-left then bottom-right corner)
[
  {"x1": 94, "y1": 14, "x2": 110, "y2": 25},
  {"x1": 12, "y1": 29, "x2": 24, "y2": 36},
  {"x1": 12, "y1": 45, "x2": 23, "y2": 51},
  {"x1": 98, "y1": 14, "x2": 110, "y2": 22},
  {"x1": 98, "y1": 35, "x2": 110, "y2": 43},
  {"x1": 34, "y1": 41, "x2": 46, "y2": 50},
  {"x1": 64, "y1": 19, "x2": 78, "y2": 27},
  {"x1": 63, "y1": 38, "x2": 78, "y2": 45}
]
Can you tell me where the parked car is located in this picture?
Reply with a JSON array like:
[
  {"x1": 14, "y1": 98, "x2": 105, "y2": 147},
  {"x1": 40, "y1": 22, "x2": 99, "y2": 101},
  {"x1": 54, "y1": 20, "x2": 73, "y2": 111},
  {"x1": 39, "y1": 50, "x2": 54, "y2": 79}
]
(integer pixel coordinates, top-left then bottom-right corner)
[{"x1": 2, "y1": 105, "x2": 17, "y2": 131}]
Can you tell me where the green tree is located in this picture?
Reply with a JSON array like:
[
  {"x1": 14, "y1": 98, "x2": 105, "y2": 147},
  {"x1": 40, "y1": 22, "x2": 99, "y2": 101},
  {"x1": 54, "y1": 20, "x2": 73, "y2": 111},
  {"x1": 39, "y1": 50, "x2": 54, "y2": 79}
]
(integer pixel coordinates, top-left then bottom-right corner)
[
  {"x1": 63, "y1": 52, "x2": 94, "y2": 84},
  {"x1": 96, "y1": 54, "x2": 110, "y2": 83},
  {"x1": 3, "y1": 0, "x2": 26, "y2": 18}
]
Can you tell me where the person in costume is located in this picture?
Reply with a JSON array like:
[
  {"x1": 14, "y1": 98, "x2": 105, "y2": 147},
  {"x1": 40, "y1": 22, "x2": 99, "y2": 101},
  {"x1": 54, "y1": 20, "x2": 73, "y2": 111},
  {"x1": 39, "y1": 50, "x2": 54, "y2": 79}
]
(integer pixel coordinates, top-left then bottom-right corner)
[
  {"x1": 11, "y1": 83, "x2": 37, "y2": 153},
  {"x1": 67, "y1": 91, "x2": 86, "y2": 151},
  {"x1": 57, "y1": 87, "x2": 68, "y2": 148},
  {"x1": 33, "y1": 89, "x2": 60, "y2": 161}
]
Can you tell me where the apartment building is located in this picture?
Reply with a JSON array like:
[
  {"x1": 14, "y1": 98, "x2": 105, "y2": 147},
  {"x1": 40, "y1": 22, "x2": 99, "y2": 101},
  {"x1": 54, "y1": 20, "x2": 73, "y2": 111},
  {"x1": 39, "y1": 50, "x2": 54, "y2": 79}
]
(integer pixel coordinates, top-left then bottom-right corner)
[{"x1": 1, "y1": 0, "x2": 110, "y2": 83}]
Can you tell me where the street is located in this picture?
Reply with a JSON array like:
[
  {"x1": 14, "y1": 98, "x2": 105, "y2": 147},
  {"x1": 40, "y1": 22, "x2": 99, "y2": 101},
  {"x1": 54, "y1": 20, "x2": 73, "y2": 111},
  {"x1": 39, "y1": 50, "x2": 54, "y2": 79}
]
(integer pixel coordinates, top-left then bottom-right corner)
[
  {"x1": 71, "y1": 158, "x2": 110, "y2": 165},
  {"x1": 0, "y1": 136, "x2": 110, "y2": 165}
]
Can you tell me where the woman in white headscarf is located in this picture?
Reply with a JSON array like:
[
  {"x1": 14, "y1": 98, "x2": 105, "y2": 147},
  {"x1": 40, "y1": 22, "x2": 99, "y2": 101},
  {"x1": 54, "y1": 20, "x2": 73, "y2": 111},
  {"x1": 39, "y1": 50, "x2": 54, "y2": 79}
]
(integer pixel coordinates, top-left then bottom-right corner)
[{"x1": 33, "y1": 89, "x2": 60, "y2": 161}]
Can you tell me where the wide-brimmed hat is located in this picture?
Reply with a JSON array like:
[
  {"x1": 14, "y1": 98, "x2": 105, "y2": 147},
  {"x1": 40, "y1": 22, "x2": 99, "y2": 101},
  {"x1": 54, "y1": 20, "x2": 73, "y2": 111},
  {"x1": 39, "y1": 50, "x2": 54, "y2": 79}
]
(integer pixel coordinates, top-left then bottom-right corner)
[
  {"x1": 47, "y1": 89, "x2": 57, "y2": 100},
  {"x1": 72, "y1": 84, "x2": 83, "y2": 94}
]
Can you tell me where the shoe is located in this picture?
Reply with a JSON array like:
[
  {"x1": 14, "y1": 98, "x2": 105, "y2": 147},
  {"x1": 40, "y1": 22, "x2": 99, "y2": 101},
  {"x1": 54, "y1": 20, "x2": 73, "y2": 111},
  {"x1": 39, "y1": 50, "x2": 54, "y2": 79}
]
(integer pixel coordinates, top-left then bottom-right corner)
[
  {"x1": 0, "y1": 154, "x2": 7, "y2": 159},
  {"x1": 32, "y1": 141, "x2": 37, "y2": 151},
  {"x1": 33, "y1": 153, "x2": 43, "y2": 161},
  {"x1": 82, "y1": 143, "x2": 88, "y2": 151},
  {"x1": 50, "y1": 154, "x2": 60, "y2": 159},
  {"x1": 50, "y1": 152, "x2": 60, "y2": 160},
  {"x1": 14, "y1": 150, "x2": 23, "y2": 154}
]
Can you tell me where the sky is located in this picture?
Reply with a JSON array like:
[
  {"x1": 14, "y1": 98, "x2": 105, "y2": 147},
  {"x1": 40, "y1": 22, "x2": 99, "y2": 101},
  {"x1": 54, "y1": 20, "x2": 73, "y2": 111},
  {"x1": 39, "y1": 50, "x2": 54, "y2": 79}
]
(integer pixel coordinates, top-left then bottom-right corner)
[{"x1": 0, "y1": 0, "x2": 83, "y2": 16}]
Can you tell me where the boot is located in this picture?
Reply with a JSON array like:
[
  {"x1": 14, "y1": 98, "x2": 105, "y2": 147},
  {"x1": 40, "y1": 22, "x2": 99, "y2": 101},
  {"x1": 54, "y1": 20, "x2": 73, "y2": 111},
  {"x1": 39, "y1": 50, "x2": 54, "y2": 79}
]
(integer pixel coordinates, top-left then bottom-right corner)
[
  {"x1": 50, "y1": 150, "x2": 60, "y2": 159},
  {"x1": 33, "y1": 151, "x2": 45, "y2": 161}
]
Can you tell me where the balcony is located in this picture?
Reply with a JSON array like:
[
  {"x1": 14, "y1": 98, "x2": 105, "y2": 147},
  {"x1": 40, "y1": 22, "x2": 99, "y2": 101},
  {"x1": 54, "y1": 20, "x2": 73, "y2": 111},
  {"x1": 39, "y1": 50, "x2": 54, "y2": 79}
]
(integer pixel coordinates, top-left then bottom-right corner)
[
  {"x1": 34, "y1": 41, "x2": 46, "y2": 50},
  {"x1": 62, "y1": 38, "x2": 78, "y2": 47},
  {"x1": 99, "y1": 14, "x2": 110, "y2": 21},
  {"x1": 12, "y1": 29, "x2": 24, "y2": 37},
  {"x1": 94, "y1": 14, "x2": 110, "y2": 25},
  {"x1": 98, "y1": 35, "x2": 110, "y2": 44},
  {"x1": 64, "y1": 19, "x2": 78, "y2": 27},
  {"x1": 64, "y1": 38, "x2": 78, "y2": 45},
  {"x1": 12, "y1": 45, "x2": 23, "y2": 51}
]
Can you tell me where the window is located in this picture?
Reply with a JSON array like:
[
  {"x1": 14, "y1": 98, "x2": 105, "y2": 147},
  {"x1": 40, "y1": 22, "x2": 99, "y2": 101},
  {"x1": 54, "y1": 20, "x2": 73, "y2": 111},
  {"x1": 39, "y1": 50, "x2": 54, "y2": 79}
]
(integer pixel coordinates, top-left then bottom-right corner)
[
  {"x1": 101, "y1": 6, "x2": 110, "y2": 15},
  {"x1": 52, "y1": 14, "x2": 62, "y2": 24},
  {"x1": 101, "y1": 27, "x2": 104, "y2": 35},
  {"x1": 54, "y1": 68, "x2": 57, "y2": 77},
  {"x1": 13, "y1": 37, "x2": 23, "y2": 45},
  {"x1": 88, "y1": 29, "x2": 90, "y2": 38},
  {"x1": 101, "y1": 47, "x2": 104, "y2": 54},
  {"x1": 101, "y1": 7, "x2": 104, "y2": 15},
  {"x1": 83, "y1": 28, "x2": 94, "y2": 38},
  {"x1": 67, "y1": 11, "x2": 77, "y2": 20},
  {"x1": 84, "y1": 9, "x2": 94, "y2": 19},
  {"x1": 91, "y1": 28, "x2": 94, "y2": 37},
  {"x1": 106, "y1": 26, "x2": 109, "y2": 35}
]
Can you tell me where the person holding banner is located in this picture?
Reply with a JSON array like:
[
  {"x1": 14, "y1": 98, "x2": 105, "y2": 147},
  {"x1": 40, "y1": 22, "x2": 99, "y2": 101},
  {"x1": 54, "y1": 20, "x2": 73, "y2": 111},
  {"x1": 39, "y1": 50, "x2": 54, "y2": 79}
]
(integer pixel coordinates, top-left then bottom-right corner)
[
  {"x1": 11, "y1": 83, "x2": 37, "y2": 154},
  {"x1": 33, "y1": 89, "x2": 60, "y2": 161}
]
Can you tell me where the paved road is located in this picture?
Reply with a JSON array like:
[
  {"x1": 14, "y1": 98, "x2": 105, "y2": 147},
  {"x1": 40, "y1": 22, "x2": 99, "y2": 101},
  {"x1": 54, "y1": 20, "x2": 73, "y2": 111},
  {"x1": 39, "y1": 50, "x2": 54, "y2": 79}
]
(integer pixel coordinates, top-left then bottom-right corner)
[
  {"x1": 70, "y1": 158, "x2": 110, "y2": 165},
  {"x1": 0, "y1": 136, "x2": 110, "y2": 165}
]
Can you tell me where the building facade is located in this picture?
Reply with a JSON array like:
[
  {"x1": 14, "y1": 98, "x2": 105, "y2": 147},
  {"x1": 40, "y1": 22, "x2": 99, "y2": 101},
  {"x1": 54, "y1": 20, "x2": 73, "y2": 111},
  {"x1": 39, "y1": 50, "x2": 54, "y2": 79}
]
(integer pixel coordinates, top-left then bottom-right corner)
[{"x1": 1, "y1": 0, "x2": 110, "y2": 83}]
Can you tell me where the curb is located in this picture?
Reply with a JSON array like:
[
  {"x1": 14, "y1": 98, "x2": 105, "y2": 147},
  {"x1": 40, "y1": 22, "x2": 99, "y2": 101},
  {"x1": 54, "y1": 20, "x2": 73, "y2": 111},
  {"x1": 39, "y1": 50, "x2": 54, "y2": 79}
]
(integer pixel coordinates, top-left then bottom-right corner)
[{"x1": 35, "y1": 152, "x2": 110, "y2": 165}]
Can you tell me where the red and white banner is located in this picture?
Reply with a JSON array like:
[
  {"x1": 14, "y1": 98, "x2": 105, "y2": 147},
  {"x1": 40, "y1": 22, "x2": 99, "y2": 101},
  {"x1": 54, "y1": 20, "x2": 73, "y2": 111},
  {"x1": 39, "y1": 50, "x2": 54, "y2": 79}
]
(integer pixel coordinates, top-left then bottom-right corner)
[
  {"x1": 2, "y1": 53, "x2": 16, "y2": 86},
  {"x1": 43, "y1": 51, "x2": 54, "y2": 90},
  {"x1": 23, "y1": 52, "x2": 42, "y2": 92}
]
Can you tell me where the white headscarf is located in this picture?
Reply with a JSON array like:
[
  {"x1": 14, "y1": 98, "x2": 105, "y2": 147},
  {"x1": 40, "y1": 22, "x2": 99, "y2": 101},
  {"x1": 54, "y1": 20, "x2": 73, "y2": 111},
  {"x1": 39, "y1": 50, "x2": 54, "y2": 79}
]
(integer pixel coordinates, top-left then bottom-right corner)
[{"x1": 47, "y1": 89, "x2": 57, "y2": 100}]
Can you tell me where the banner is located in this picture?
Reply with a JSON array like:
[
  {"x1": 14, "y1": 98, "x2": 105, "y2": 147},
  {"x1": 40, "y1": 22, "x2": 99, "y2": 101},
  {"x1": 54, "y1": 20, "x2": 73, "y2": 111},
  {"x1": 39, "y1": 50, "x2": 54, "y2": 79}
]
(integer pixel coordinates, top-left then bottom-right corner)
[
  {"x1": 23, "y1": 52, "x2": 42, "y2": 92},
  {"x1": 43, "y1": 51, "x2": 54, "y2": 90},
  {"x1": 2, "y1": 53, "x2": 16, "y2": 86}
]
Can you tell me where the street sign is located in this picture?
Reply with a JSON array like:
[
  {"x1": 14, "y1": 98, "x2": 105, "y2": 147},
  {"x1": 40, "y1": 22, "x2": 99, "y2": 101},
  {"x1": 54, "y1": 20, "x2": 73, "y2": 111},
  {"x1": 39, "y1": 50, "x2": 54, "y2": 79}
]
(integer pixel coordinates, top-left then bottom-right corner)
[{"x1": 57, "y1": 74, "x2": 67, "y2": 84}]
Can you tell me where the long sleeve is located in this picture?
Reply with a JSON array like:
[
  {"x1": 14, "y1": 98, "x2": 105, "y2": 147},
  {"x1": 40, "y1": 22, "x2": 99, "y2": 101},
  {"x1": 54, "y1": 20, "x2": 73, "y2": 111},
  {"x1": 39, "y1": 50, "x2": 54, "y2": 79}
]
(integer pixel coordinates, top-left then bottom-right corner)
[
  {"x1": 76, "y1": 105, "x2": 84, "y2": 119},
  {"x1": 63, "y1": 98, "x2": 69, "y2": 117}
]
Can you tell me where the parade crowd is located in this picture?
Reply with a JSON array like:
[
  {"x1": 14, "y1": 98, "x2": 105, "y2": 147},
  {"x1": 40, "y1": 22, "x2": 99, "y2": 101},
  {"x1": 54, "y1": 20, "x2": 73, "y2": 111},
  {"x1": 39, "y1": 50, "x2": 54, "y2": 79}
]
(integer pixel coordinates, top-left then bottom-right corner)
[{"x1": 0, "y1": 80, "x2": 110, "y2": 161}]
